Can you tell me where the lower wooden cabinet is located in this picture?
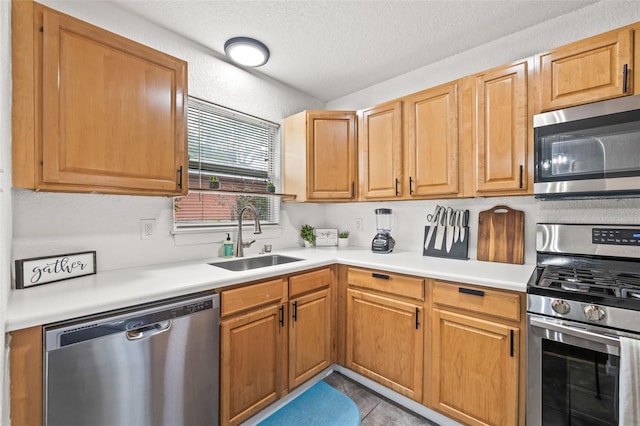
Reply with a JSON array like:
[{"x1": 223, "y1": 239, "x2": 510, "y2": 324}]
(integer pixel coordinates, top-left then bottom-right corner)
[
  {"x1": 219, "y1": 267, "x2": 335, "y2": 425},
  {"x1": 429, "y1": 280, "x2": 524, "y2": 426},
  {"x1": 345, "y1": 288, "x2": 423, "y2": 401},
  {"x1": 9, "y1": 326, "x2": 43, "y2": 426},
  {"x1": 289, "y1": 287, "x2": 332, "y2": 389},
  {"x1": 430, "y1": 309, "x2": 519, "y2": 426},
  {"x1": 220, "y1": 303, "x2": 286, "y2": 426}
]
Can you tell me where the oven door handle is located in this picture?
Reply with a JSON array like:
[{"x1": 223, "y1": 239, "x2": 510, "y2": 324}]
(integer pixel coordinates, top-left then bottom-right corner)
[{"x1": 529, "y1": 316, "x2": 620, "y2": 347}]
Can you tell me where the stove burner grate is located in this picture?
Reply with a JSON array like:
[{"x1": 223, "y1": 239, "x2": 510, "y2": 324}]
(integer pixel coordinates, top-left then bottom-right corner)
[{"x1": 538, "y1": 266, "x2": 640, "y2": 298}]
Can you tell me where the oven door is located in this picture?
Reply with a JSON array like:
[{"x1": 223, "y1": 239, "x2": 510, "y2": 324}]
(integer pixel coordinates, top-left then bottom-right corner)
[{"x1": 527, "y1": 314, "x2": 622, "y2": 426}]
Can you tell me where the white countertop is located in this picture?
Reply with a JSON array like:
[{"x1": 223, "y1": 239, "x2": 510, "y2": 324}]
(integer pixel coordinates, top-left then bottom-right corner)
[{"x1": 5, "y1": 247, "x2": 535, "y2": 332}]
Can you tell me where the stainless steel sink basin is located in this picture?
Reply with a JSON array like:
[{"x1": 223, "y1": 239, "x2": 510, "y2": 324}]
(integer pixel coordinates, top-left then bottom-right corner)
[{"x1": 208, "y1": 255, "x2": 303, "y2": 271}]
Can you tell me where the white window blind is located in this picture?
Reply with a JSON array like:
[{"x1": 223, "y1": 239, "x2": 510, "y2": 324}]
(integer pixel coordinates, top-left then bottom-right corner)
[{"x1": 174, "y1": 97, "x2": 280, "y2": 229}]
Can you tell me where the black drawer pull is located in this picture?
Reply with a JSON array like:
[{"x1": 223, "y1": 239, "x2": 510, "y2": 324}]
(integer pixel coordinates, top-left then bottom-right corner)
[
  {"x1": 623, "y1": 64, "x2": 629, "y2": 93},
  {"x1": 372, "y1": 273, "x2": 390, "y2": 280},
  {"x1": 459, "y1": 287, "x2": 484, "y2": 297}
]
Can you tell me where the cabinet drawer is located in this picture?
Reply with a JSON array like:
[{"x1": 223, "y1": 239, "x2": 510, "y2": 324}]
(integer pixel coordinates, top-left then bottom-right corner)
[
  {"x1": 289, "y1": 267, "x2": 332, "y2": 298},
  {"x1": 432, "y1": 280, "x2": 520, "y2": 322},
  {"x1": 221, "y1": 279, "x2": 284, "y2": 317},
  {"x1": 347, "y1": 267, "x2": 424, "y2": 301}
]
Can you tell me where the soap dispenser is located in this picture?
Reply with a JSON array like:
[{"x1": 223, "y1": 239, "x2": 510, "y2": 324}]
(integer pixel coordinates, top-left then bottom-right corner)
[{"x1": 223, "y1": 233, "x2": 234, "y2": 257}]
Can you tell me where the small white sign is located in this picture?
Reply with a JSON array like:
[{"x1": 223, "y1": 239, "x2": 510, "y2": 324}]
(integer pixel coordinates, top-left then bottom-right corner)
[
  {"x1": 15, "y1": 251, "x2": 97, "y2": 289},
  {"x1": 315, "y1": 228, "x2": 338, "y2": 246}
]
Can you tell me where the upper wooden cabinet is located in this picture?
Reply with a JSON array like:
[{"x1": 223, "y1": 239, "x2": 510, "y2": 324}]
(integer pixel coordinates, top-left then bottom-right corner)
[
  {"x1": 404, "y1": 82, "x2": 460, "y2": 198},
  {"x1": 12, "y1": 2, "x2": 188, "y2": 196},
  {"x1": 283, "y1": 111, "x2": 357, "y2": 201},
  {"x1": 538, "y1": 28, "x2": 634, "y2": 112},
  {"x1": 358, "y1": 101, "x2": 403, "y2": 199},
  {"x1": 465, "y1": 59, "x2": 532, "y2": 196}
]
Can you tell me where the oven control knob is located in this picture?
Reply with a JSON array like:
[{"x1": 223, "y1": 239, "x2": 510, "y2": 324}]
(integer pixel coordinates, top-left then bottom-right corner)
[
  {"x1": 583, "y1": 305, "x2": 606, "y2": 322},
  {"x1": 551, "y1": 299, "x2": 571, "y2": 315}
]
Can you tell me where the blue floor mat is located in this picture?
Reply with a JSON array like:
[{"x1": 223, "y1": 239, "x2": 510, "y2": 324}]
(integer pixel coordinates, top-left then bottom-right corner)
[{"x1": 258, "y1": 381, "x2": 360, "y2": 426}]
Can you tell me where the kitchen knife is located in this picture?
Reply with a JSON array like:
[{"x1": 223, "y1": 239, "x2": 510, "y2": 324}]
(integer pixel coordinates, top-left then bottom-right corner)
[
  {"x1": 460, "y1": 210, "x2": 469, "y2": 242},
  {"x1": 434, "y1": 207, "x2": 447, "y2": 250},
  {"x1": 445, "y1": 207, "x2": 454, "y2": 253},
  {"x1": 424, "y1": 206, "x2": 441, "y2": 250}
]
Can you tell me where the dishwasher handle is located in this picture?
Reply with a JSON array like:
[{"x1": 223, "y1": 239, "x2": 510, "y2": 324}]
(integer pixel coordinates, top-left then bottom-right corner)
[{"x1": 126, "y1": 320, "x2": 172, "y2": 341}]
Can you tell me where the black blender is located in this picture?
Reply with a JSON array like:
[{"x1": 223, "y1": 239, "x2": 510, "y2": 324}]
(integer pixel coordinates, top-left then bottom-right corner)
[{"x1": 371, "y1": 208, "x2": 395, "y2": 253}]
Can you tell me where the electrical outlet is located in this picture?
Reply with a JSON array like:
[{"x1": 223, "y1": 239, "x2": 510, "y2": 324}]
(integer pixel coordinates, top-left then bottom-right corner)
[
  {"x1": 355, "y1": 217, "x2": 364, "y2": 232},
  {"x1": 141, "y1": 219, "x2": 156, "y2": 240}
]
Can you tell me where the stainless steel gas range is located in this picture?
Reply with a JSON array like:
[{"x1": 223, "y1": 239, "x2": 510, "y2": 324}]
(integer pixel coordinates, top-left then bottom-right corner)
[{"x1": 527, "y1": 223, "x2": 640, "y2": 426}]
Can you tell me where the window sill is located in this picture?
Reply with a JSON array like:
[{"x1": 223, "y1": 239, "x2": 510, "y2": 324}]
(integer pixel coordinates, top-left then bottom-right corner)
[{"x1": 190, "y1": 188, "x2": 296, "y2": 201}]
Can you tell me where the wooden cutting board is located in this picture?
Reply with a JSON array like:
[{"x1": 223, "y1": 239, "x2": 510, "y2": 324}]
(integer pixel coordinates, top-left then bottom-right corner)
[{"x1": 477, "y1": 205, "x2": 524, "y2": 264}]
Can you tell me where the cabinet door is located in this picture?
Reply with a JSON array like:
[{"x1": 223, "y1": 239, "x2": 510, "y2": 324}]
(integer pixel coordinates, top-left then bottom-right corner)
[
  {"x1": 431, "y1": 309, "x2": 519, "y2": 426},
  {"x1": 346, "y1": 289, "x2": 423, "y2": 401},
  {"x1": 39, "y1": 8, "x2": 187, "y2": 195},
  {"x1": 307, "y1": 112, "x2": 357, "y2": 200},
  {"x1": 359, "y1": 101, "x2": 403, "y2": 199},
  {"x1": 539, "y1": 29, "x2": 633, "y2": 111},
  {"x1": 405, "y1": 83, "x2": 459, "y2": 197},
  {"x1": 9, "y1": 326, "x2": 43, "y2": 426},
  {"x1": 474, "y1": 60, "x2": 530, "y2": 194},
  {"x1": 289, "y1": 288, "x2": 332, "y2": 389},
  {"x1": 220, "y1": 304, "x2": 285, "y2": 425}
]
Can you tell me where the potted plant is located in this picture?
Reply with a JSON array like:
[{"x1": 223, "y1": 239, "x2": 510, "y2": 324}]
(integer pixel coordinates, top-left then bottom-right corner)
[
  {"x1": 300, "y1": 224, "x2": 316, "y2": 248},
  {"x1": 338, "y1": 230, "x2": 350, "y2": 248},
  {"x1": 209, "y1": 176, "x2": 220, "y2": 189},
  {"x1": 266, "y1": 181, "x2": 275, "y2": 193}
]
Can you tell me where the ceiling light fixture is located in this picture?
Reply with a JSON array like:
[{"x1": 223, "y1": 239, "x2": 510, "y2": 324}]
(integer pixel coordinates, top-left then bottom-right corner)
[{"x1": 224, "y1": 37, "x2": 270, "y2": 67}]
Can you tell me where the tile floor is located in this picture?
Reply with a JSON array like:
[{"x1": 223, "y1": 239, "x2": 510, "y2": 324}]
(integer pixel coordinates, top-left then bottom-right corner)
[{"x1": 323, "y1": 373, "x2": 439, "y2": 426}]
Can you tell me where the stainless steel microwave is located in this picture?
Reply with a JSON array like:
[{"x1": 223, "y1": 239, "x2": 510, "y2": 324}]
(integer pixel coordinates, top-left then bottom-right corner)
[{"x1": 534, "y1": 94, "x2": 640, "y2": 199}]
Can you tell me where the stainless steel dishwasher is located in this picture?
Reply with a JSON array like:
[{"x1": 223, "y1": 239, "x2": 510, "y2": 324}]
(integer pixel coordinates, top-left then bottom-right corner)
[{"x1": 44, "y1": 293, "x2": 220, "y2": 426}]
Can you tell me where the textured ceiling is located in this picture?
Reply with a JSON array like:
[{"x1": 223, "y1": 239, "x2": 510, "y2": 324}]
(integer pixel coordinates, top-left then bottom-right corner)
[{"x1": 111, "y1": 0, "x2": 598, "y2": 102}]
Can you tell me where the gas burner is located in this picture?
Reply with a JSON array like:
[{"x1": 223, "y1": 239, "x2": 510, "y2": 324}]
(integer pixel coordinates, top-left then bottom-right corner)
[{"x1": 560, "y1": 282, "x2": 591, "y2": 292}]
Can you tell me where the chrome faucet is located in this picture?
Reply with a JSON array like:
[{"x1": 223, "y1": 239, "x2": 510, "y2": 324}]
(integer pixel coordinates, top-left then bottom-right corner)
[{"x1": 235, "y1": 204, "x2": 262, "y2": 257}]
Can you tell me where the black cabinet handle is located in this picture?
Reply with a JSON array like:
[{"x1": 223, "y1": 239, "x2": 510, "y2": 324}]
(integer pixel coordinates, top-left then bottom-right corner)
[
  {"x1": 292, "y1": 301, "x2": 298, "y2": 322},
  {"x1": 510, "y1": 330, "x2": 514, "y2": 357},
  {"x1": 351, "y1": 181, "x2": 355, "y2": 198},
  {"x1": 372, "y1": 273, "x2": 390, "y2": 280},
  {"x1": 518, "y1": 165, "x2": 523, "y2": 189},
  {"x1": 459, "y1": 287, "x2": 484, "y2": 297},
  {"x1": 279, "y1": 305, "x2": 284, "y2": 327},
  {"x1": 409, "y1": 177, "x2": 414, "y2": 194},
  {"x1": 415, "y1": 307, "x2": 420, "y2": 329},
  {"x1": 395, "y1": 178, "x2": 399, "y2": 196},
  {"x1": 623, "y1": 64, "x2": 629, "y2": 93},
  {"x1": 177, "y1": 166, "x2": 183, "y2": 190}
]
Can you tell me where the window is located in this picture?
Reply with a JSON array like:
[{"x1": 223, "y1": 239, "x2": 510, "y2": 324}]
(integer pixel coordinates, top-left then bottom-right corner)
[{"x1": 174, "y1": 97, "x2": 280, "y2": 229}]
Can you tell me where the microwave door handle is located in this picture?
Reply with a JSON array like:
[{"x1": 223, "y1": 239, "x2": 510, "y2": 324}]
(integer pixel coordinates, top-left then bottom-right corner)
[{"x1": 529, "y1": 317, "x2": 620, "y2": 347}]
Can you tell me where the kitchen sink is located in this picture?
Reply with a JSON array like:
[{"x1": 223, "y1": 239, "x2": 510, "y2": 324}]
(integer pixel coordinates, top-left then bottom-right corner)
[{"x1": 208, "y1": 254, "x2": 303, "y2": 271}]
